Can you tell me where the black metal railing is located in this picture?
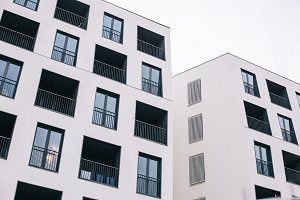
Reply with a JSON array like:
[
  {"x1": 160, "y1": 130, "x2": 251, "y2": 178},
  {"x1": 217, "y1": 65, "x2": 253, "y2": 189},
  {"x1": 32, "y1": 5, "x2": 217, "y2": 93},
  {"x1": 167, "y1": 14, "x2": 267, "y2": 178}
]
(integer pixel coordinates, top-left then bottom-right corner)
[
  {"x1": 29, "y1": 146, "x2": 60, "y2": 172},
  {"x1": 93, "y1": 60, "x2": 126, "y2": 83},
  {"x1": 285, "y1": 167, "x2": 300, "y2": 185},
  {"x1": 0, "y1": 135, "x2": 10, "y2": 159},
  {"x1": 35, "y1": 89, "x2": 76, "y2": 116},
  {"x1": 137, "y1": 39, "x2": 165, "y2": 60},
  {"x1": 135, "y1": 120, "x2": 167, "y2": 145},
  {"x1": 281, "y1": 129, "x2": 298, "y2": 145},
  {"x1": 54, "y1": 7, "x2": 88, "y2": 29},
  {"x1": 256, "y1": 158, "x2": 274, "y2": 177},
  {"x1": 247, "y1": 116, "x2": 271, "y2": 135},
  {"x1": 137, "y1": 174, "x2": 161, "y2": 198},
  {"x1": 14, "y1": 0, "x2": 39, "y2": 11},
  {"x1": 0, "y1": 25, "x2": 35, "y2": 51},
  {"x1": 142, "y1": 78, "x2": 162, "y2": 96},
  {"x1": 102, "y1": 26, "x2": 122, "y2": 43},
  {"x1": 92, "y1": 107, "x2": 117, "y2": 130},
  {"x1": 0, "y1": 76, "x2": 17, "y2": 98},
  {"x1": 243, "y1": 82, "x2": 259, "y2": 97},
  {"x1": 52, "y1": 46, "x2": 76, "y2": 66},
  {"x1": 79, "y1": 158, "x2": 119, "y2": 187},
  {"x1": 269, "y1": 92, "x2": 291, "y2": 109}
]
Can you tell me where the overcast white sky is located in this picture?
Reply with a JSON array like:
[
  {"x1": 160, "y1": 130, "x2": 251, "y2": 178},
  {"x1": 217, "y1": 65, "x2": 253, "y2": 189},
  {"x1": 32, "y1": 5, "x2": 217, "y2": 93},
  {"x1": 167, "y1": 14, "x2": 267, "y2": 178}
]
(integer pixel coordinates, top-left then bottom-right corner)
[{"x1": 106, "y1": 0, "x2": 300, "y2": 81}]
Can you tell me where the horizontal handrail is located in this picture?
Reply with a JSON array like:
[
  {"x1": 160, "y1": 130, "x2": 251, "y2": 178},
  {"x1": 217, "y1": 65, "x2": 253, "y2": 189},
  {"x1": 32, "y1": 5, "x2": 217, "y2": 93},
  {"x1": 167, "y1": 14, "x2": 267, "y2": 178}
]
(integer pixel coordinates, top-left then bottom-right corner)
[
  {"x1": 92, "y1": 107, "x2": 117, "y2": 129},
  {"x1": 137, "y1": 173, "x2": 160, "y2": 182},
  {"x1": 56, "y1": 7, "x2": 87, "y2": 20},
  {"x1": 103, "y1": 25, "x2": 122, "y2": 35},
  {"x1": 81, "y1": 158, "x2": 119, "y2": 170},
  {"x1": 54, "y1": 7, "x2": 88, "y2": 29},
  {"x1": 94, "y1": 60, "x2": 125, "y2": 72},
  {"x1": 285, "y1": 167, "x2": 300, "y2": 185},
  {"x1": 269, "y1": 92, "x2": 289, "y2": 101},
  {"x1": 137, "y1": 39, "x2": 165, "y2": 60},
  {"x1": 32, "y1": 145, "x2": 60, "y2": 155},
  {"x1": 37, "y1": 88, "x2": 75, "y2": 101},
  {"x1": 0, "y1": 25, "x2": 35, "y2": 39},
  {"x1": 137, "y1": 39, "x2": 164, "y2": 51},
  {"x1": 0, "y1": 135, "x2": 11, "y2": 140},
  {"x1": 93, "y1": 60, "x2": 126, "y2": 83},
  {"x1": 246, "y1": 116, "x2": 270, "y2": 125},
  {"x1": 142, "y1": 77, "x2": 160, "y2": 87},
  {"x1": 135, "y1": 119, "x2": 166, "y2": 130}
]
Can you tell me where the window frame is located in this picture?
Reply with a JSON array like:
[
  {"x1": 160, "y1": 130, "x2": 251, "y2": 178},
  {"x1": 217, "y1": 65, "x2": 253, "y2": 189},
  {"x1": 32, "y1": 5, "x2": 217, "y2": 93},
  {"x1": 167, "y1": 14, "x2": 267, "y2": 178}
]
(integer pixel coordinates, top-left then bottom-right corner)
[
  {"x1": 141, "y1": 62, "x2": 162, "y2": 97},
  {"x1": 14, "y1": 0, "x2": 40, "y2": 11},
  {"x1": 102, "y1": 12, "x2": 124, "y2": 44},
  {"x1": 241, "y1": 69, "x2": 260, "y2": 97},
  {"x1": 254, "y1": 141, "x2": 274, "y2": 177}
]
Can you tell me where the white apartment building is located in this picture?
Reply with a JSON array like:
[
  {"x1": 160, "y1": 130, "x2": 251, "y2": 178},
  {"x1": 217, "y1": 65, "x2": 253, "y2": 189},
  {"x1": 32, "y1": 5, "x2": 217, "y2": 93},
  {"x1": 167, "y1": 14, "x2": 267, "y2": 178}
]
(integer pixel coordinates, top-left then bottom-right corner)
[
  {"x1": 0, "y1": 0, "x2": 173, "y2": 199},
  {"x1": 173, "y1": 53, "x2": 300, "y2": 200}
]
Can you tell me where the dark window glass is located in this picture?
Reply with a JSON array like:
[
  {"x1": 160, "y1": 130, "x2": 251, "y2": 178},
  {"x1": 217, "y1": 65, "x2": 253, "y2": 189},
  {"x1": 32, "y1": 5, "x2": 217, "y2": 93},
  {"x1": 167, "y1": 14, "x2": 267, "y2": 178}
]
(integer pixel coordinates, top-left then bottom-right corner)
[
  {"x1": 241, "y1": 69, "x2": 260, "y2": 97},
  {"x1": 254, "y1": 142, "x2": 274, "y2": 177},
  {"x1": 142, "y1": 63, "x2": 162, "y2": 96},
  {"x1": 102, "y1": 13, "x2": 123, "y2": 43},
  {"x1": 14, "y1": 0, "x2": 39, "y2": 11}
]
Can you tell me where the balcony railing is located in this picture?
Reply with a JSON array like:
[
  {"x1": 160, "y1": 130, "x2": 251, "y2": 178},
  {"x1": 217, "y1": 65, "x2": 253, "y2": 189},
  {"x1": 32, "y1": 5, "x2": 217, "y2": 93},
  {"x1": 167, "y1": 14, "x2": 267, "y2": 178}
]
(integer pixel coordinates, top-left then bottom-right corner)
[
  {"x1": 137, "y1": 174, "x2": 161, "y2": 198},
  {"x1": 0, "y1": 76, "x2": 17, "y2": 98},
  {"x1": 269, "y1": 92, "x2": 291, "y2": 109},
  {"x1": 256, "y1": 158, "x2": 274, "y2": 177},
  {"x1": 29, "y1": 146, "x2": 60, "y2": 172},
  {"x1": 247, "y1": 116, "x2": 271, "y2": 135},
  {"x1": 285, "y1": 167, "x2": 300, "y2": 185},
  {"x1": 102, "y1": 26, "x2": 122, "y2": 43},
  {"x1": 0, "y1": 25, "x2": 35, "y2": 51},
  {"x1": 0, "y1": 135, "x2": 10, "y2": 159},
  {"x1": 243, "y1": 82, "x2": 259, "y2": 97},
  {"x1": 35, "y1": 89, "x2": 76, "y2": 116},
  {"x1": 135, "y1": 120, "x2": 167, "y2": 145},
  {"x1": 93, "y1": 60, "x2": 126, "y2": 83},
  {"x1": 14, "y1": 0, "x2": 39, "y2": 11},
  {"x1": 92, "y1": 107, "x2": 117, "y2": 130},
  {"x1": 79, "y1": 158, "x2": 119, "y2": 187},
  {"x1": 54, "y1": 7, "x2": 88, "y2": 29},
  {"x1": 52, "y1": 46, "x2": 76, "y2": 66},
  {"x1": 137, "y1": 39, "x2": 165, "y2": 60},
  {"x1": 281, "y1": 129, "x2": 298, "y2": 145},
  {"x1": 142, "y1": 78, "x2": 162, "y2": 96}
]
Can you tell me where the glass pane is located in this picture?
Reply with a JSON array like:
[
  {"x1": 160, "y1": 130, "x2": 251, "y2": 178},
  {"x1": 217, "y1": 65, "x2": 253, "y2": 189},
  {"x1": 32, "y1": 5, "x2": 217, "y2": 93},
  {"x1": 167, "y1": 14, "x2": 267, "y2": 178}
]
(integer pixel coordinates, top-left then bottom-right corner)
[
  {"x1": 113, "y1": 19, "x2": 122, "y2": 32},
  {"x1": 142, "y1": 65, "x2": 150, "y2": 79},
  {"x1": 255, "y1": 145, "x2": 260, "y2": 159},
  {"x1": 6, "y1": 64, "x2": 20, "y2": 81},
  {"x1": 248, "y1": 74, "x2": 254, "y2": 85},
  {"x1": 54, "y1": 33, "x2": 66, "y2": 48},
  {"x1": 106, "y1": 96, "x2": 117, "y2": 113},
  {"x1": 241, "y1": 72, "x2": 247, "y2": 83},
  {"x1": 149, "y1": 159, "x2": 158, "y2": 178},
  {"x1": 138, "y1": 156, "x2": 147, "y2": 176},
  {"x1": 278, "y1": 116, "x2": 284, "y2": 129},
  {"x1": 297, "y1": 94, "x2": 300, "y2": 104},
  {"x1": 284, "y1": 118, "x2": 291, "y2": 131},
  {"x1": 66, "y1": 37, "x2": 78, "y2": 53},
  {"x1": 0, "y1": 60, "x2": 7, "y2": 77},
  {"x1": 95, "y1": 92, "x2": 105, "y2": 109},
  {"x1": 260, "y1": 147, "x2": 268, "y2": 161},
  {"x1": 151, "y1": 68, "x2": 160, "y2": 83},
  {"x1": 48, "y1": 131, "x2": 62, "y2": 152},
  {"x1": 103, "y1": 15, "x2": 112, "y2": 28},
  {"x1": 34, "y1": 127, "x2": 48, "y2": 148}
]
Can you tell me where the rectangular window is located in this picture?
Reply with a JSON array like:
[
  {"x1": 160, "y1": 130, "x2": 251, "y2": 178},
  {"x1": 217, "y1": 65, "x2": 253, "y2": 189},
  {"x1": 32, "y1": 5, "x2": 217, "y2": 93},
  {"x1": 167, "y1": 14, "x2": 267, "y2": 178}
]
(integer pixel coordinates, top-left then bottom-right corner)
[
  {"x1": 29, "y1": 123, "x2": 64, "y2": 172},
  {"x1": 137, "y1": 153, "x2": 161, "y2": 198},
  {"x1": 241, "y1": 69, "x2": 260, "y2": 97},
  {"x1": 254, "y1": 142, "x2": 274, "y2": 177},
  {"x1": 51, "y1": 31, "x2": 79, "y2": 66},
  {"x1": 0, "y1": 55, "x2": 22, "y2": 99},
  {"x1": 189, "y1": 153, "x2": 205, "y2": 185},
  {"x1": 278, "y1": 114, "x2": 297, "y2": 144},
  {"x1": 92, "y1": 88, "x2": 119, "y2": 130},
  {"x1": 188, "y1": 79, "x2": 201, "y2": 106},
  {"x1": 296, "y1": 92, "x2": 300, "y2": 107},
  {"x1": 141, "y1": 63, "x2": 162, "y2": 97},
  {"x1": 188, "y1": 114, "x2": 203, "y2": 143},
  {"x1": 14, "y1": 0, "x2": 39, "y2": 11},
  {"x1": 102, "y1": 13, "x2": 123, "y2": 43}
]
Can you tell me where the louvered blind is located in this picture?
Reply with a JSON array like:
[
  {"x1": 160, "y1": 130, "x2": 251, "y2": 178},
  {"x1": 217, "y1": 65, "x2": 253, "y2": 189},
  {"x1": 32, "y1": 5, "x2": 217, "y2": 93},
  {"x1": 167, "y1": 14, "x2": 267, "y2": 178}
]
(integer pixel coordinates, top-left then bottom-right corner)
[
  {"x1": 188, "y1": 79, "x2": 201, "y2": 105},
  {"x1": 189, "y1": 153, "x2": 205, "y2": 185},
  {"x1": 188, "y1": 114, "x2": 203, "y2": 143}
]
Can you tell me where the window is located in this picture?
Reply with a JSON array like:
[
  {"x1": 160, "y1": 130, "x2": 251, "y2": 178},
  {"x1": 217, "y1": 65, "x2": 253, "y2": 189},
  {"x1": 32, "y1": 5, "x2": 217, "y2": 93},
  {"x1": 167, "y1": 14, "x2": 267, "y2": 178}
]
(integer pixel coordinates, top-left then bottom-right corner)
[
  {"x1": 142, "y1": 63, "x2": 162, "y2": 96},
  {"x1": 296, "y1": 92, "x2": 300, "y2": 107},
  {"x1": 188, "y1": 114, "x2": 203, "y2": 143},
  {"x1": 102, "y1": 13, "x2": 123, "y2": 43},
  {"x1": 0, "y1": 55, "x2": 22, "y2": 98},
  {"x1": 254, "y1": 142, "x2": 274, "y2": 177},
  {"x1": 137, "y1": 153, "x2": 161, "y2": 198},
  {"x1": 29, "y1": 123, "x2": 64, "y2": 172},
  {"x1": 14, "y1": 0, "x2": 39, "y2": 11},
  {"x1": 92, "y1": 88, "x2": 119, "y2": 130},
  {"x1": 188, "y1": 79, "x2": 201, "y2": 106},
  {"x1": 241, "y1": 69, "x2": 260, "y2": 97},
  {"x1": 189, "y1": 153, "x2": 205, "y2": 185},
  {"x1": 51, "y1": 31, "x2": 79, "y2": 66},
  {"x1": 278, "y1": 114, "x2": 297, "y2": 144}
]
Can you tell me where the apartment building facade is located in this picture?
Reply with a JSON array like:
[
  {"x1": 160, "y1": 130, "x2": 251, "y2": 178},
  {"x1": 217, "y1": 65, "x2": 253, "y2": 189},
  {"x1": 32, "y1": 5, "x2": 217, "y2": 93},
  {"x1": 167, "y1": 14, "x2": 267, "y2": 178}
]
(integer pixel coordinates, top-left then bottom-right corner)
[
  {"x1": 173, "y1": 53, "x2": 300, "y2": 200},
  {"x1": 0, "y1": 0, "x2": 173, "y2": 199}
]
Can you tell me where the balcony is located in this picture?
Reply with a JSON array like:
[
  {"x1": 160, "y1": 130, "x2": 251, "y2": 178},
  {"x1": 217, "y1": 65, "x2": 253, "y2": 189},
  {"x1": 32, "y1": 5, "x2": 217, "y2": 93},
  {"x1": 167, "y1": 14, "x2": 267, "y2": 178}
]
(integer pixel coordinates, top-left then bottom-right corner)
[
  {"x1": 79, "y1": 137, "x2": 121, "y2": 187},
  {"x1": 135, "y1": 101, "x2": 168, "y2": 145},
  {"x1": 247, "y1": 116, "x2": 271, "y2": 135},
  {"x1": 255, "y1": 185, "x2": 281, "y2": 200},
  {"x1": 137, "y1": 174, "x2": 161, "y2": 198},
  {"x1": 14, "y1": 0, "x2": 39, "y2": 11},
  {"x1": 93, "y1": 45, "x2": 127, "y2": 83},
  {"x1": 0, "y1": 111, "x2": 16, "y2": 159},
  {"x1": 283, "y1": 151, "x2": 300, "y2": 185},
  {"x1": 0, "y1": 11, "x2": 39, "y2": 51},
  {"x1": 137, "y1": 26, "x2": 165, "y2": 60},
  {"x1": 34, "y1": 70, "x2": 79, "y2": 117},
  {"x1": 267, "y1": 80, "x2": 291, "y2": 109},
  {"x1": 54, "y1": 0, "x2": 89, "y2": 30},
  {"x1": 256, "y1": 158, "x2": 274, "y2": 177}
]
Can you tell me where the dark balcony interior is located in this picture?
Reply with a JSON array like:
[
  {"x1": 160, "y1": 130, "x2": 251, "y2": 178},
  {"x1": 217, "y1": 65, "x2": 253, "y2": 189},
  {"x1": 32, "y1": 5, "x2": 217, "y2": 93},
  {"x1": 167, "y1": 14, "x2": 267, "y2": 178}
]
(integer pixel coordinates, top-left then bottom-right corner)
[
  {"x1": 0, "y1": 11, "x2": 39, "y2": 50},
  {"x1": 137, "y1": 26, "x2": 165, "y2": 60},
  {"x1": 55, "y1": 0, "x2": 89, "y2": 29},
  {"x1": 35, "y1": 70, "x2": 79, "y2": 116},
  {"x1": 83, "y1": 197, "x2": 97, "y2": 200},
  {"x1": 283, "y1": 151, "x2": 300, "y2": 185},
  {"x1": 93, "y1": 45, "x2": 127, "y2": 83},
  {"x1": 244, "y1": 101, "x2": 271, "y2": 135},
  {"x1": 255, "y1": 185, "x2": 280, "y2": 200},
  {"x1": 0, "y1": 111, "x2": 16, "y2": 159},
  {"x1": 79, "y1": 136, "x2": 121, "y2": 187},
  {"x1": 135, "y1": 101, "x2": 168, "y2": 145},
  {"x1": 267, "y1": 80, "x2": 291, "y2": 109}
]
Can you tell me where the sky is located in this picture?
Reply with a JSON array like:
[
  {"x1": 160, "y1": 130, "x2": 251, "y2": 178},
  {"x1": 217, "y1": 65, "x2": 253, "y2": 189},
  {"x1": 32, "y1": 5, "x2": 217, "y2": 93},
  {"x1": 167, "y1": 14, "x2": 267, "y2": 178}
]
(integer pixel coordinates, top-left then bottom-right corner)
[{"x1": 105, "y1": 0, "x2": 300, "y2": 82}]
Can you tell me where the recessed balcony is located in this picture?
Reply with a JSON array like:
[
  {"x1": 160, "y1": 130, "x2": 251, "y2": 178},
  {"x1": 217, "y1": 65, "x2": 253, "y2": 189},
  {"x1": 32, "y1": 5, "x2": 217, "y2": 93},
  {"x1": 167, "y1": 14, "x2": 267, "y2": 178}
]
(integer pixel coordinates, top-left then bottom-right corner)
[
  {"x1": 283, "y1": 151, "x2": 300, "y2": 185},
  {"x1": 0, "y1": 111, "x2": 16, "y2": 159},
  {"x1": 267, "y1": 80, "x2": 291, "y2": 110}
]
